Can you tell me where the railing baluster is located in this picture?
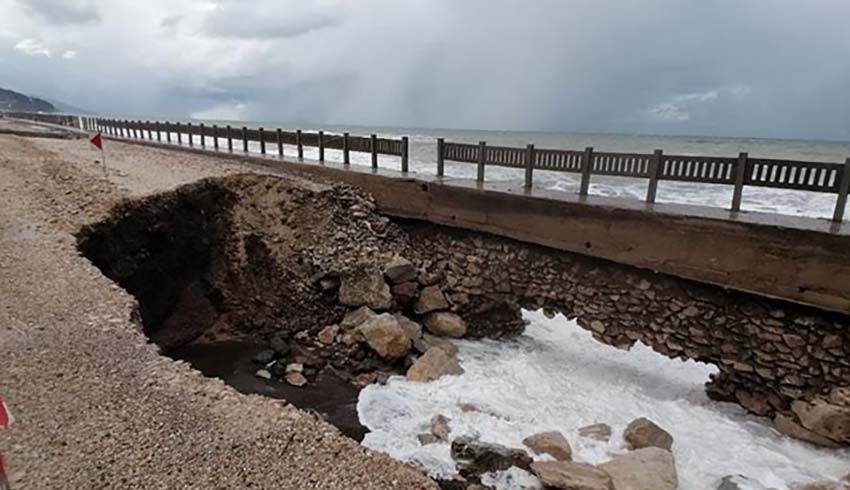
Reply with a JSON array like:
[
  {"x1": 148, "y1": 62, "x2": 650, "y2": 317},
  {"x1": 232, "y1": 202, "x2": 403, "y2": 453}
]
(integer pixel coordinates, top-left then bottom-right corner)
[
  {"x1": 242, "y1": 126, "x2": 248, "y2": 153},
  {"x1": 371, "y1": 134, "x2": 378, "y2": 169},
  {"x1": 297, "y1": 129, "x2": 303, "y2": 159},
  {"x1": 259, "y1": 127, "x2": 266, "y2": 154},
  {"x1": 437, "y1": 138, "x2": 445, "y2": 177},
  {"x1": 732, "y1": 152, "x2": 748, "y2": 212},
  {"x1": 524, "y1": 144, "x2": 535, "y2": 188},
  {"x1": 277, "y1": 129, "x2": 283, "y2": 157},
  {"x1": 318, "y1": 130, "x2": 325, "y2": 162},
  {"x1": 834, "y1": 158, "x2": 850, "y2": 223},
  {"x1": 226, "y1": 125, "x2": 232, "y2": 152},
  {"x1": 401, "y1": 136, "x2": 409, "y2": 173},
  {"x1": 477, "y1": 141, "x2": 486, "y2": 182},
  {"x1": 213, "y1": 125, "x2": 219, "y2": 151},
  {"x1": 343, "y1": 132, "x2": 350, "y2": 164},
  {"x1": 646, "y1": 149, "x2": 663, "y2": 204},
  {"x1": 579, "y1": 147, "x2": 594, "y2": 196}
]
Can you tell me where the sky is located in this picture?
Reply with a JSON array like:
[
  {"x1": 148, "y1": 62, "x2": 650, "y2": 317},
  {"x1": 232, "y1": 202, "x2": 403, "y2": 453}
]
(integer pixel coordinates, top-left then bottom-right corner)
[{"x1": 1, "y1": 0, "x2": 849, "y2": 140}]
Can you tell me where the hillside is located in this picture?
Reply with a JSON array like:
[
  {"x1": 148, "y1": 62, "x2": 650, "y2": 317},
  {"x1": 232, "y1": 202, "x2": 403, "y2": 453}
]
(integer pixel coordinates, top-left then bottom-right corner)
[{"x1": 0, "y1": 87, "x2": 56, "y2": 113}]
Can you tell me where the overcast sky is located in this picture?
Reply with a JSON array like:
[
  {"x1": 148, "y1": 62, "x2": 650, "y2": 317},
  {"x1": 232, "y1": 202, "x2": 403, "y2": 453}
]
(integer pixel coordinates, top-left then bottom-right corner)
[{"x1": 1, "y1": 0, "x2": 849, "y2": 140}]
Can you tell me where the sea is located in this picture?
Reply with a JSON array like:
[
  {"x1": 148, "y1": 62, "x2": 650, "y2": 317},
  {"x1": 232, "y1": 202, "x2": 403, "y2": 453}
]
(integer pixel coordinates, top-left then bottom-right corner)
[
  {"x1": 177, "y1": 120, "x2": 850, "y2": 489},
  {"x1": 181, "y1": 120, "x2": 850, "y2": 222}
]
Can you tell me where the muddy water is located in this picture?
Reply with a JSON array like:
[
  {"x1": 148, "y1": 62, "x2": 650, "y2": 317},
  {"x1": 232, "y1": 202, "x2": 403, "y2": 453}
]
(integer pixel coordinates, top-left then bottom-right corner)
[{"x1": 169, "y1": 341, "x2": 367, "y2": 441}]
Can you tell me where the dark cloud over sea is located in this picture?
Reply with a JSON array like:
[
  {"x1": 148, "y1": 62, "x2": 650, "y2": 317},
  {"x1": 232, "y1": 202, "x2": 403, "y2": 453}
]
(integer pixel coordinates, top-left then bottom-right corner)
[{"x1": 1, "y1": 0, "x2": 848, "y2": 140}]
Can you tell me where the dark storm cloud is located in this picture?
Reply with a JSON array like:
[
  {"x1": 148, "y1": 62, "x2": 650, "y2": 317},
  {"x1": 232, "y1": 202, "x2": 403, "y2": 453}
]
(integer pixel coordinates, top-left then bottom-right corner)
[
  {"x1": 5, "y1": 0, "x2": 849, "y2": 140},
  {"x1": 17, "y1": 0, "x2": 100, "y2": 25},
  {"x1": 201, "y1": 0, "x2": 340, "y2": 39}
]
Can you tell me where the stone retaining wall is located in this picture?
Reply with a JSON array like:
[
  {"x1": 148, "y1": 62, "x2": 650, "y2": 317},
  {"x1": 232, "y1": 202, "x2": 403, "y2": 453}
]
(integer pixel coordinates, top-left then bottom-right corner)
[{"x1": 401, "y1": 222, "x2": 850, "y2": 447}]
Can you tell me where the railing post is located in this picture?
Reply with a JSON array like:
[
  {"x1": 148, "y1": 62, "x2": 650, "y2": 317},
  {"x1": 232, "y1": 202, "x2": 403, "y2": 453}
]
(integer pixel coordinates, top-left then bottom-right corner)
[
  {"x1": 187, "y1": 123, "x2": 193, "y2": 147},
  {"x1": 176, "y1": 122, "x2": 182, "y2": 145},
  {"x1": 318, "y1": 130, "x2": 325, "y2": 162},
  {"x1": 477, "y1": 141, "x2": 487, "y2": 182},
  {"x1": 297, "y1": 129, "x2": 303, "y2": 159},
  {"x1": 242, "y1": 126, "x2": 248, "y2": 153},
  {"x1": 401, "y1": 136, "x2": 409, "y2": 173},
  {"x1": 147, "y1": 121, "x2": 152, "y2": 140},
  {"x1": 371, "y1": 134, "x2": 378, "y2": 169},
  {"x1": 156, "y1": 122, "x2": 162, "y2": 142},
  {"x1": 276, "y1": 129, "x2": 283, "y2": 157},
  {"x1": 524, "y1": 144, "x2": 535, "y2": 188},
  {"x1": 259, "y1": 127, "x2": 266, "y2": 154},
  {"x1": 731, "y1": 152, "x2": 748, "y2": 212},
  {"x1": 134, "y1": 121, "x2": 139, "y2": 139},
  {"x1": 213, "y1": 125, "x2": 219, "y2": 151},
  {"x1": 833, "y1": 158, "x2": 850, "y2": 223},
  {"x1": 646, "y1": 149, "x2": 663, "y2": 204},
  {"x1": 200, "y1": 123, "x2": 206, "y2": 148},
  {"x1": 165, "y1": 122, "x2": 171, "y2": 143},
  {"x1": 343, "y1": 133, "x2": 350, "y2": 164},
  {"x1": 437, "y1": 138, "x2": 445, "y2": 177},
  {"x1": 579, "y1": 147, "x2": 594, "y2": 196},
  {"x1": 120, "y1": 121, "x2": 125, "y2": 138},
  {"x1": 226, "y1": 125, "x2": 232, "y2": 152}
]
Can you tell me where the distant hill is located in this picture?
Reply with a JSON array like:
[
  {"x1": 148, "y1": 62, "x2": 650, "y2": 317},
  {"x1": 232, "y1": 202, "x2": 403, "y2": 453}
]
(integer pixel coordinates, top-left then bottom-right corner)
[{"x1": 0, "y1": 88, "x2": 56, "y2": 113}]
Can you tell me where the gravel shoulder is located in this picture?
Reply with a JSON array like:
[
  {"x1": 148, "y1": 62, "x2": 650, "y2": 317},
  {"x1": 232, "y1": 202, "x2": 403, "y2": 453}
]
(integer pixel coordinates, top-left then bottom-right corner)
[{"x1": 0, "y1": 134, "x2": 436, "y2": 489}]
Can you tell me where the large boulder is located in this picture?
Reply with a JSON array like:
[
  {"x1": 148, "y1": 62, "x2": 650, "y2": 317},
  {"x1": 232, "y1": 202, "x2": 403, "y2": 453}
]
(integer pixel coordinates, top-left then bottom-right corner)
[
  {"x1": 717, "y1": 474, "x2": 776, "y2": 490},
  {"x1": 413, "y1": 333, "x2": 459, "y2": 356},
  {"x1": 357, "y1": 313, "x2": 411, "y2": 360},
  {"x1": 340, "y1": 306, "x2": 377, "y2": 330},
  {"x1": 530, "y1": 461, "x2": 614, "y2": 490},
  {"x1": 623, "y1": 417, "x2": 674, "y2": 450},
  {"x1": 384, "y1": 256, "x2": 418, "y2": 284},
  {"x1": 424, "y1": 312, "x2": 467, "y2": 338},
  {"x1": 451, "y1": 436, "x2": 532, "y2": 478},
  {"x1": 791, "y1": 399, "x2": 850, "y2": 443},
  {"x1": 339, "y1": 269, "x2": 392, "y2": 311},
  {"x1": 579, "y1": 423, "x2": 612, "y2": 442},
  {"x1": 523, "y1": 431, "x2": 573, "y2": 461},
  {"x1": 414, "y1": 285, "x2": 450, "y2": 314},
  {"x1": 394, "y1": 314, "x2": 423, "y2": 341},
  {"x1": 598, "y1": 447, "x2": 677, "y2": 490},
  {"x1": 774, "y1": 413, "x2": 840, "y2": 448},
  {"x1": 407, "y1": 347, "x2": 464, "y2": 382}
]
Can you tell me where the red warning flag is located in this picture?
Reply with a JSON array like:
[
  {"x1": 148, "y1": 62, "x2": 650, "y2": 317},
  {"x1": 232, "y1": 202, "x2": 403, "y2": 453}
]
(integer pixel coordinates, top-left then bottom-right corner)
[
  {"x1": 0, "y1": 398, "x2": 11, "y2": 429},
  {"x1": 90, "y1": 132, "x2": 103, "y2": 150}
]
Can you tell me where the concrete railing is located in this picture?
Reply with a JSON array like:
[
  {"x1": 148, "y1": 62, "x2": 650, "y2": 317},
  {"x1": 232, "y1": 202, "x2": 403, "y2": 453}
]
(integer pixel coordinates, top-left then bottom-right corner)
[
  {"x1": 5, "y1": 111, "x2": 849, "y2": 223},
  {"x1": 439, "y1": 139, "x2": 850, "y2": 223}
]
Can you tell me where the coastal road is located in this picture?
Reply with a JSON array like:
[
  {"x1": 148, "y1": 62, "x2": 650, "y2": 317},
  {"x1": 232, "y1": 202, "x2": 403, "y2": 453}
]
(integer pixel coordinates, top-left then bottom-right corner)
[{"x1": 0, "y1": 133, "x2": 437, "y2": 489}]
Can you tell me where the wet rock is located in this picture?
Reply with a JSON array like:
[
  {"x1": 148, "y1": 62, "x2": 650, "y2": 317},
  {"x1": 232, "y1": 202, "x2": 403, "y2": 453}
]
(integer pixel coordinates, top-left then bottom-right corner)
[
  {"x1": 523, "y1": 431, "x2": 573, "y2": 461},
  {"x1": 774, "y1": 413, "x2": 841, "y2": 448},
  {"x1": 407, "y1": 347, "x2": 464, "y2": 382},
  {"x1": 285, "y1": 372, "x2": 307, "y2": 386},
  {"x1": 255, "y1": 369, "x2": 272, "y2": 380},
  {"x1": 285, "y1": 363, "x2": 303, "y2": 373},
  {"x1": 415, "y1": 285, "x2": 450, "y2": 314},
  {"x1": 451, "y1": 436, "x2": 532, "y2": 478},
  {"x1": 599, "y1": 447, "x2": 677, "y2": 490},
  {"x1": 791, "y1": 481, "x2": 850, "y2": 490},
  {"x1": 421, "y1": 334, "x2": 459, "y2": 356},
  {"x1": 252, "y1": 349, "x2": 276, "y2": 364},
  {"x1": 354, "y1": 372, "x2": 377, "y2": 385},
  {"x1": 623, "y1": 417, "x2": 674, "y2": 450},
  {"x1": 341, "y1": 306, "x2": 377, "y2": 330},
  {"x1": 424, "y1": 312, "x2": 468, "y2": 338},
  {"x1": 384, "y1": 256, "x2": 418, "y2": 284},
  {"x1": 357, "y1": 313, "x2": 411, "y2": 360},
  {"x1": 394, "y1": 314, "x2": 423, "y2": 340},
  {"x1": 717, "y1": 474, "x2": 775, "y2": 490},
  {"x1": 418, "y1": 433, "x2": 440, "y2": 446},
  {"x1": 391, "y1": 281, "x2": 419, "y2": 305},
  {"x1": 578, "y1": 423, "x2": 612, "y2": 442},
  {"x1": 530, "y1": 461, "x2": 613, "y2": 490},
  {"x1": 791, "y1": 399, "x2": 850, "y2": 443},
  {"x1": 339, "y1": 269, "x2": 392, "y2": 311},
  {"x1": 431, "y1": 414, "x2": 451, "y2": 441},
  {"x1": 318, "y1": 324, "x2": 339, "y2": 345},
  {"x1": 269, "y1": 335, "x2": 290, "y2": 356},
  {"x1": 829, "y1": 387, "x2": 850, "y2": 407}
]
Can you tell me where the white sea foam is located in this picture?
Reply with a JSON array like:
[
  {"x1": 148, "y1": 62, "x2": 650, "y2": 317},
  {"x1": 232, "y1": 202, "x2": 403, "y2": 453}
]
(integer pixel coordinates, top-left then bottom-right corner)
[{"x1": 357, "y1": 310, "x2": 850, "y2": 490}]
